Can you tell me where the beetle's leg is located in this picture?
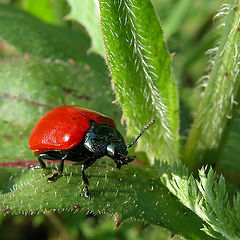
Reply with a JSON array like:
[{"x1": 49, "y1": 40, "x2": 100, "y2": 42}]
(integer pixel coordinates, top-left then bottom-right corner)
[
  {"x1": 81, "y1": 164, "x2": 90, "y2": 198},
  {"x1": 81, "y1": 159, "x2": 95, "y2": 199},
  {"x1": 115, "y1": 161, "x2": 122, "y2": 169},
  {"x1": 47, "y1": 155, "x2": 66, "y2": 182},
  {"x1": 81, "y1": 164, "x2": 89, "y2": 186},
  {"x1": 38, "y1": 156, "x2": 46, "y2": 168},
  {"x1": 30, "y1": 155, "x2": 46, "y2": 170}
]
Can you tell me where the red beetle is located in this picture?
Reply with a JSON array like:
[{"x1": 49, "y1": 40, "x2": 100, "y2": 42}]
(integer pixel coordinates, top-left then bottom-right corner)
[{"x1": 29, "y1": 106, "x2": 154, "y2": 198}]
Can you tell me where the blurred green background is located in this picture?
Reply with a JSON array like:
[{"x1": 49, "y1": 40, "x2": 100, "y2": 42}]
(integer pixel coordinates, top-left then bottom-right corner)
[{"x1": 0, "y1": 0, "x2": 219, "y2": 239}]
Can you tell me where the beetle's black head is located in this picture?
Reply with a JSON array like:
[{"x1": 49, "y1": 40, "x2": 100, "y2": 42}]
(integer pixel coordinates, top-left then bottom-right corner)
[
  {"x1": 106, "y1": 120, "x2": 155, "y2": 169},
  {"x1": 106, "y1": 120, "x2": 155, "y2": 168},
  {"x1": 106, "y1": 140, "x2": 135, "y2": 169}
]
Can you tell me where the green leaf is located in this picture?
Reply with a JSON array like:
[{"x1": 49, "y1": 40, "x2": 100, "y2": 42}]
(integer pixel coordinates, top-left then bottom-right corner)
[
  {"x1": 183, "y1": 0, "x2": 240, "y2": 171},
  {"x1": 155, "y1": 161, "x2": 240, "y2": 240},
  {"x1": 66, "y1": 0, "x2": 105, "y2": 57},
  {"x1": 221, "y1": 119, "x2": 240, "y2": 172},
  {"x1": 99, "y1": 0, "x2": 179, "y2": 163},
  {"x1": 22, "y1": 0, "x2": 58, "y2": 24},
  {"x1": 0, "y1": 161, "x2": 214, "y2": 240},
  {"x1": 22, "y1": 0, "x2": 68, "y2": 25},
  {"x1": 0, "y1": 58, "x2": 120, "y2": 161},
  {"x1": 218, "y1": 117, "x2": 240, "y2": 179},
  {"x1": 0, "y1": 4, "x2": 106, "y2": 72}
]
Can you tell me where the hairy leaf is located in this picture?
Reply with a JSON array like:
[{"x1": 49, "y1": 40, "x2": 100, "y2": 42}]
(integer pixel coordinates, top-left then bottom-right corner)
[
  {"x1": 99, "y1": 0, "x2": 179, "y2": 163},
  {"x1": 0, "y1": 161, "x2": 213, "y2": 240},
  {"x1": 183, "y1": 0, "x2": 240, "y2": 171},
  {"x1": 155, "y1": 161, "x2": 240, "y2": 239},
  {"x1": 219, "y1": 118, "x2": 240, "y2": 172}
]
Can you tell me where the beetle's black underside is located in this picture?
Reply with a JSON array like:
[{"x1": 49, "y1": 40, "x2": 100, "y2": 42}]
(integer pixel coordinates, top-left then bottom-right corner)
[{"x1": 38, "y1": 142, "x2": 94, "y2": 162}]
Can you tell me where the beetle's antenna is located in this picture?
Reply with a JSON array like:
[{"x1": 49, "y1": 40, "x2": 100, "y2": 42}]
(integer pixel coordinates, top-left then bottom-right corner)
[{"x1": 126, "y1": 120, "x2": 155, "y2": 148}]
